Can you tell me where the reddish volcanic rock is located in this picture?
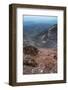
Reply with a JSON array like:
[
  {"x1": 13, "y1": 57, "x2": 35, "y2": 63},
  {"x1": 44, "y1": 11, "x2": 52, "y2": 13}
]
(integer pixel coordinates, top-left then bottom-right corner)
[{"x1": 23, "y1": 48, "x2": 57, "y2": 74}]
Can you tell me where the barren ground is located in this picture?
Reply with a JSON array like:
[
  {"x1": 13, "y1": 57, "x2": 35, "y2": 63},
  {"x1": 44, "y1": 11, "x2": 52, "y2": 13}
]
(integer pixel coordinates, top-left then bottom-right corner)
[{"x1": 23, "y1": 48, "x2": 57, "y2": 74}]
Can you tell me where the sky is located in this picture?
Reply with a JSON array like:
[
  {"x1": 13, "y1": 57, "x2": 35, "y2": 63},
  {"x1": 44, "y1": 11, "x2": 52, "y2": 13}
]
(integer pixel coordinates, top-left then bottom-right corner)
[{"x1": 23, "y1": 15, "x2": 57, "y2": 24}]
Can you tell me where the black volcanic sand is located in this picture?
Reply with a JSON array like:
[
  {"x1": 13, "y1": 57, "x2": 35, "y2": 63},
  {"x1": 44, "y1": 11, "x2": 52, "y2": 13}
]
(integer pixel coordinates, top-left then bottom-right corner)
[{"x1": 23, "y1": 48, "x2": 57, "y2": 74}]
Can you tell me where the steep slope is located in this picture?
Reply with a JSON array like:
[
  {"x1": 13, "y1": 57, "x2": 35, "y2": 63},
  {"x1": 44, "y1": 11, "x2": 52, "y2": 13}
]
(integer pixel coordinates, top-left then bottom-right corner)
[
  {"x1": 35, "y1": 24, "x2": 57, "y2": 48},
  {"x1": 23, "y1": 24, "x2": 57, "y2": 48}
]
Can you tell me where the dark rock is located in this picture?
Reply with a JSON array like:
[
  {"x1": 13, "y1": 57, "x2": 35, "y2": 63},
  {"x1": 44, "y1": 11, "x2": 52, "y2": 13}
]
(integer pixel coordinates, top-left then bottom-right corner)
[
  {"x1": 23, "y1": 45, "x2": 39, "y2": 56},
  {"x1": 53, "y1": 55, "x2": 57, "y2": 59},
  {"x1": 23, "y1": 58, "x2": 37, "y2": 67}
]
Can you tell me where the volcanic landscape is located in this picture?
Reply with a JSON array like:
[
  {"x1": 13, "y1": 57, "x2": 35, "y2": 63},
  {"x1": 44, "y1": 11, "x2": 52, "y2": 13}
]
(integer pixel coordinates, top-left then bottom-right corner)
[{"x1": 23, "y1": 22, "x2": 57, "y2": 74}]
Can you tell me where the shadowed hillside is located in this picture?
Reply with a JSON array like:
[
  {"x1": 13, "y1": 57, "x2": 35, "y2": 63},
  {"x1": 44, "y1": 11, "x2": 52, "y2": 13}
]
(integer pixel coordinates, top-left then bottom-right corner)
[{"x1": 23, "y1": 24, "x2": 57, "y2": 48}]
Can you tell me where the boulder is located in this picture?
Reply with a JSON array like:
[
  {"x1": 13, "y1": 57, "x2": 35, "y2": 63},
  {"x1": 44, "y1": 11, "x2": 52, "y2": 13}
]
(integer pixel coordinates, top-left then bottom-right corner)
[{"x1": 23, "y1": 45, "x2": 39, "y2": 56}]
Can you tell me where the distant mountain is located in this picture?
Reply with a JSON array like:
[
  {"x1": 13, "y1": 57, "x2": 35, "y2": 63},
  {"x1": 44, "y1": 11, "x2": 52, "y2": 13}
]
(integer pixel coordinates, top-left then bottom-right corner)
[{"x1": 23, "y1": 24, "x2": 57, "y2": 48}]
